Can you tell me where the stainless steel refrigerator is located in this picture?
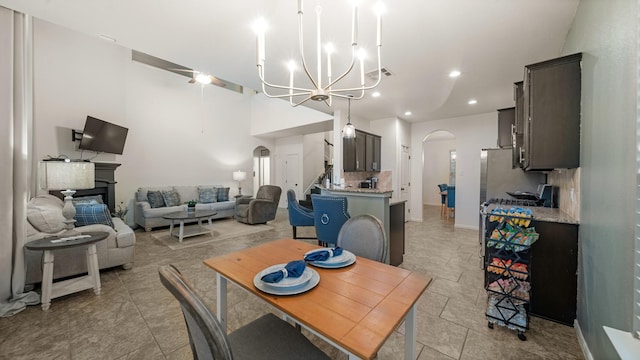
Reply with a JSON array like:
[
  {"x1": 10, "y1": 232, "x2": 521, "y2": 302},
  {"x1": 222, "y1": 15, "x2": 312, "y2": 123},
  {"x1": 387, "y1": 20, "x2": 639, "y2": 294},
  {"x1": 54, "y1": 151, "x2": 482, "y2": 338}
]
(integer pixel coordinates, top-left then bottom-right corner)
[{"x1": 480, "y1": 148, "x2": 546, "y2": 203}]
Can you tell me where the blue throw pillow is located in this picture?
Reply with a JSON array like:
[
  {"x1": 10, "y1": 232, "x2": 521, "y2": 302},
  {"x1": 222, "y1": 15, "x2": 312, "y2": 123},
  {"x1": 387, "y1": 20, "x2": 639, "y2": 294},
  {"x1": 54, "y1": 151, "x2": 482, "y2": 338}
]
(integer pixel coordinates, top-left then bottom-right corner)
[
  {"x1": 198, "y1": 187, "x2": 217, "y2": 204},
  {"x1": 217, "y1": 187, "x2": 230, "y2": 202},
  {"x1": 74, "y1": 203, "x2": 115, "y2": 228},
  {"x1": 161, "y1": 190, "x2": 181, "y2": 207},
  {"x1": 147, "y1": 191, "x2": 165, "y2": 208}
]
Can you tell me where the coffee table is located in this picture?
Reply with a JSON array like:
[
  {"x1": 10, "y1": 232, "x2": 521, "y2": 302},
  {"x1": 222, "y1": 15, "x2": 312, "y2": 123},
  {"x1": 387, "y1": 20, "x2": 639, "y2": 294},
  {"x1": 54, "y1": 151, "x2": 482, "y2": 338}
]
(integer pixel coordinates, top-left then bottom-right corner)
[
  {"x1": 162, "y1": 210, "x2": 217, "y2": 242},
  {"x1": 25, "y1": 231, "x2": 108, "y2": 310}
]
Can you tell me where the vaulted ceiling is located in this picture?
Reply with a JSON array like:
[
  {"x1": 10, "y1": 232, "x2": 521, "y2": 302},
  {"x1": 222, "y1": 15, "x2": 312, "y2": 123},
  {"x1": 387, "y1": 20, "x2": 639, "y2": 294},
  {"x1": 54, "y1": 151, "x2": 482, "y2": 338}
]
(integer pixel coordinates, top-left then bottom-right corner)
[{"x1": 0, "y1": 0, "x2": 579, "y2": 122}]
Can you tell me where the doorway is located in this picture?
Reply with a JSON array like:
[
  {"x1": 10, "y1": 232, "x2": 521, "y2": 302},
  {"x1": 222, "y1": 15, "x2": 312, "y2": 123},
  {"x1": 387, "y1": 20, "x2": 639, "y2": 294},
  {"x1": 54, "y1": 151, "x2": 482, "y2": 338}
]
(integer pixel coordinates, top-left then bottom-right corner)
[
  {"x1": 422, "y1": 130, "x2": 457, "y2": 218},
  {"x1": 253, "y1": 146, "x2": 271, "y2": 196}
]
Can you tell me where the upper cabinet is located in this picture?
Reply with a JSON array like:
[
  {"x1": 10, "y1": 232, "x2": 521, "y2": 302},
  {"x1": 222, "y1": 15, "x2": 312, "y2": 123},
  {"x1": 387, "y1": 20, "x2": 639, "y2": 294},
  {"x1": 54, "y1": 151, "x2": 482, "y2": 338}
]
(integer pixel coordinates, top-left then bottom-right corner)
[
  {"x1": 513, "y1": 81, "x2": 525, "y2": 168},
  {"x1": 344, "y1": 130, "x2": 381, "y2": 172},
  {"x1": 497, "y1": 107, "x2": 515, "y2": 149},
  {"x1": 522, "y1": 53, "x2": 582, "y2": 171}
]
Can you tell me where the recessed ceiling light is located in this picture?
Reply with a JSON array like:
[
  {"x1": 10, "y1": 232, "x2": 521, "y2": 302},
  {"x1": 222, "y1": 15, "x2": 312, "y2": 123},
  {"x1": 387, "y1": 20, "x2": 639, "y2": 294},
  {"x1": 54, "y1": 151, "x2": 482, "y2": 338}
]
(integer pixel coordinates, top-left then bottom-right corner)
[
  {"x1": 372, "y1": 91, "x2": 381, "y2": 98},
  {"x1": 404, "y1": 111, "x2": 412, "y2": 116},
  {"x1": 468, "y1": 99, "x2": 478, "y2": 105},
  {"x1": 449, "y1": 70, "x2": 461, "y2": 78}
]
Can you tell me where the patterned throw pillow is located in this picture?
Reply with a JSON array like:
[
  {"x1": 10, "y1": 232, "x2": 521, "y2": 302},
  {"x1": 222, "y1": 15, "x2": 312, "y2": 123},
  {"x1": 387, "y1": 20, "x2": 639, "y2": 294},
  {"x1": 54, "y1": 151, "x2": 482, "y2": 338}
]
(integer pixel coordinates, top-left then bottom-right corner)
[
  {"x1": 198, "y1": 187, "x2": 217, "y2": 204},
  {"x1": 161, "y1": 190, "x2": 181, "y2": 207},
  {"x1": 217, "y1": 187, "x2": 230, "y2": 202},
  {"x1": 74, "y1": 203, "x2": 115, "y2": 228},
  {"x1": 147, "y1": 191, "x2": 165, "y2": 208},
  {"x1": 72, "y1": 195, "x2": 104, "y2": 205}
]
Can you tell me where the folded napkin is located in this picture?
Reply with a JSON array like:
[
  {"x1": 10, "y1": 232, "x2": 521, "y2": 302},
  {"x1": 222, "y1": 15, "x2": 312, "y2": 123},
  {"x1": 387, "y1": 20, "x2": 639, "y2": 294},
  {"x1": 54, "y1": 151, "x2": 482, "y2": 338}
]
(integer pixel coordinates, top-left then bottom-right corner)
[
  {"x1": 304, "y1": 247, "x2": 344, "y2": 262},
  {"x1": 260, "y1": 260, "x2": 306, "y2": 283}
]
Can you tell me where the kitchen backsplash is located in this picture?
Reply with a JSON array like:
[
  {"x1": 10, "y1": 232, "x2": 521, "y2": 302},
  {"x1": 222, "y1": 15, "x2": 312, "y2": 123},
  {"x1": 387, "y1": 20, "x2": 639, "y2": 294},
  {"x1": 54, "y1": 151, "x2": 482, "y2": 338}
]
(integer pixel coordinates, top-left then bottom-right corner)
[
  {"x1": 343, "y1": 170, "x2": 392, "y2": 191},
  {"x1": 547, "y1": 168, "x2": 580, "y2": 221}
]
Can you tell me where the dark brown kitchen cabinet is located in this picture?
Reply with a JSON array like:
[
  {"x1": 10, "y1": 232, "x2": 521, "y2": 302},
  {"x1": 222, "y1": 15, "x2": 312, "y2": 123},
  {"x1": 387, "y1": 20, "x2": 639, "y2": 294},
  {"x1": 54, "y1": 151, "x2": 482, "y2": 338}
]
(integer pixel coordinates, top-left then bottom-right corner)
[
  {"x1": 522, "y1": 53, "x2": 582, "y2": 171},
  {"x1": 389, "y1": 201, "x2": 405, "y2": 266},
  {"x1": 529, "y1": 221, "x2": 578, "y2": 326},
  {"x1": 513, "y1": 81, "x2": 525, "y2": 168},
  {"x1": 497, "y1": 107, "x2": 515, "y2": 149},
  {"x1": 343, "y1": 130, "x2": 381, "y2": 172}
]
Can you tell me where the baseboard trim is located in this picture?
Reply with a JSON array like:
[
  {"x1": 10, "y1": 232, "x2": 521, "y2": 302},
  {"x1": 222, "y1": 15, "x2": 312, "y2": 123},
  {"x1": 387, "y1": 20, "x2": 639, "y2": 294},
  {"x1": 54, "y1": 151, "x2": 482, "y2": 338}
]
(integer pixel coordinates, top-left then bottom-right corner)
[
  {"x1": 575, "y1": 319, "x2": 594, "y2": 360},
  {"x1": 454, "y1": 224, "x2": 479, "y2": 230}
]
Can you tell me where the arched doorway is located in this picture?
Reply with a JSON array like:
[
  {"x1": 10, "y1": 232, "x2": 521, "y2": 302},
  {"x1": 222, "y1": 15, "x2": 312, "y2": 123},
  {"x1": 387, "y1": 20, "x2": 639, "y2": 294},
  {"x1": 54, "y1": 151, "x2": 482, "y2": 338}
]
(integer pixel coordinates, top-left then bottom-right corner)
[
  {"x1": 422, "y1": 130, "x2": 457, "y2": 220},
  {"x1": 253, "y1": 146, "x2": 271, "y2": 195}
]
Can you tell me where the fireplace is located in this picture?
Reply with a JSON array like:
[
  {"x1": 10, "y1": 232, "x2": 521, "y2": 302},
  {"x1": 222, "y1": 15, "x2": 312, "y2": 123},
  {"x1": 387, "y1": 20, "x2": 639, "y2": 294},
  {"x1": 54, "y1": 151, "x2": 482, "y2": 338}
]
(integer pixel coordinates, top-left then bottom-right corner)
[{"x1": 50, "y1": 162, "x2": 120, "y2": 214}]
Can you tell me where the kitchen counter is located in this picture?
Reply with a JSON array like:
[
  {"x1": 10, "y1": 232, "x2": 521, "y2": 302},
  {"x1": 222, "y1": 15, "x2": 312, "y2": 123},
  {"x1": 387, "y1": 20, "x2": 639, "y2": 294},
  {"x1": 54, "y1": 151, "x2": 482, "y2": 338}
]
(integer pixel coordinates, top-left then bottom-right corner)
[
  {"x1": 485, "y1": 203, "x2": 579, "y2": 224},
  {"x1": 317, "y1": 184, "x2": 393, "y2": 195},
  {"x1": 320, "y1": 185, "x2": 393, "y2": 264}
]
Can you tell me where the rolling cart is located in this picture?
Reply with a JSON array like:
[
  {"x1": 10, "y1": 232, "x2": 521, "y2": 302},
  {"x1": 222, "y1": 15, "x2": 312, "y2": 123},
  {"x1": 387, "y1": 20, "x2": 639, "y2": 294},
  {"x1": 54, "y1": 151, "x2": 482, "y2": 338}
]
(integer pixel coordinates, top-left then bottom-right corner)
[{"x1": 482, "y1": 206, "x2": 538, "y2": 341}]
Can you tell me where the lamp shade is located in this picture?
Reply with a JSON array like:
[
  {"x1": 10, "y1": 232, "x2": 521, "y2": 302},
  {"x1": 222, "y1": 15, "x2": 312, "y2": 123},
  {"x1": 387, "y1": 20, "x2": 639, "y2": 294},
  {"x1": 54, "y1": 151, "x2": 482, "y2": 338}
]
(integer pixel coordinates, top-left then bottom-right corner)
[
  {"x1": 40, "y1": 161, "x2": 95, "y2": 190},
  {"x1": 233, "y1": 170, "x2": 247, "y2": 182}
]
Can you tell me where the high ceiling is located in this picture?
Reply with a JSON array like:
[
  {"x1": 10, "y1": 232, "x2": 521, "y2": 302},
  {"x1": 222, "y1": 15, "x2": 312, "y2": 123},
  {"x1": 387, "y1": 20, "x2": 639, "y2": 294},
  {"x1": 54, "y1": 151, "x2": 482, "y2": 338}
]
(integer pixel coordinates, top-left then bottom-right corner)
[{"x1": 0, "y1": 0, "x2": 579, "y2": 122}]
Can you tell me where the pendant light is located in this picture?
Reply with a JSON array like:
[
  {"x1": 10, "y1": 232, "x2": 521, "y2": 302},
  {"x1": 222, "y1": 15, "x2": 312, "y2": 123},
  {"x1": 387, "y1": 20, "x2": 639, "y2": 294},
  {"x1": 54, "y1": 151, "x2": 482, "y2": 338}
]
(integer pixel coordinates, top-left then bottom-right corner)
[{"x1": 342, "y1": 96, "x2": 356, "y2": 139}]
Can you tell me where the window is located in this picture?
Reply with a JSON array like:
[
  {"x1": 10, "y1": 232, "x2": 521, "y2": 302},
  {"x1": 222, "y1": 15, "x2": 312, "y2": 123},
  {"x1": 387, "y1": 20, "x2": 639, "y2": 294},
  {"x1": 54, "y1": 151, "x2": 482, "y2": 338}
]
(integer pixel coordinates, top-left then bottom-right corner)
[{"x1": 449, "y1": 150, "x2": 456, "y2": 185}]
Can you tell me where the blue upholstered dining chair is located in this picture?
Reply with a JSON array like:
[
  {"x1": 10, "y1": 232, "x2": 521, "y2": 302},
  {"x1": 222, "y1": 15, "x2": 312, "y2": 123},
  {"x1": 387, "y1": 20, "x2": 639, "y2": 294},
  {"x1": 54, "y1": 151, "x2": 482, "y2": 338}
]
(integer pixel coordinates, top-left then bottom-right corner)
[
  {"x1": 446, "y1": 185, "x2": 456, "y2": 219},
  {"x1": 286, "y1": 189, "x2": 315, "y2": 239},
  {"x1": 310, "y1": 194, "x2": 350, "y2": 247},
  {"x1": 337, "y1": 214, "x2": 387, "y2": 262},
  {"x1": 437, "y1": 184, "x2": 448, "y2": 217},
  {"x1": 158, "y1": 265, "x2": 329, "y2": 360}
]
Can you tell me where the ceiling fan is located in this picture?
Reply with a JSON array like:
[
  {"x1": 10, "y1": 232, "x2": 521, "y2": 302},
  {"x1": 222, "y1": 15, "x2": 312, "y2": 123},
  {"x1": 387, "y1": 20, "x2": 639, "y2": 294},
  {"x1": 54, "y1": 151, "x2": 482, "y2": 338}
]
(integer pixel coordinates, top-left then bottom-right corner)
[
  {"x1": 131, "y1": 50, "x2": 242, "y2": 93},
  {"x1": 187, "y1": 72, "x2": 227, "y2": 87}
]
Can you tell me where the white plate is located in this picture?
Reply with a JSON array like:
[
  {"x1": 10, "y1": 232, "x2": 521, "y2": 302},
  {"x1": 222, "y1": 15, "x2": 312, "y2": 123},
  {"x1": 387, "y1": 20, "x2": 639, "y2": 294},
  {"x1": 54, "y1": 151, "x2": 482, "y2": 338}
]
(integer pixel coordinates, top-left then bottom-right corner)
[
  {"x1": 253, "y1": 267, "x2": 320, "y2": 295},
  {"x1": 305, "y1": 250, "x2": 357, "y2": 269},
  {"x1": 258, "y1": 263, "x2": 313, "y2": 289}
]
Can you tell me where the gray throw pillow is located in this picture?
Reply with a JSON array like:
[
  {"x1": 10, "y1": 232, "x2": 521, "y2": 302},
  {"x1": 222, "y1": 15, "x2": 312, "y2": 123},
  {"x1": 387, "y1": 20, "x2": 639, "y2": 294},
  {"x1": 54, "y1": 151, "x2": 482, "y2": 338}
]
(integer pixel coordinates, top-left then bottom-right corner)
[
  {"x1": 217, "y1": 187, "x2": 230, "y2": 202},
  {"x1": 161, "y1": 190, "x2": 181, "y2": 207},
  {"x1": 72, "y1": 195, "x2": 104, "y2": 205},
  {"x1": 198, "y1": 187, "x2": 217, "y2": 204},
  {"x1": 147, "y1": 191, "x2": 165, "y2": 208}
]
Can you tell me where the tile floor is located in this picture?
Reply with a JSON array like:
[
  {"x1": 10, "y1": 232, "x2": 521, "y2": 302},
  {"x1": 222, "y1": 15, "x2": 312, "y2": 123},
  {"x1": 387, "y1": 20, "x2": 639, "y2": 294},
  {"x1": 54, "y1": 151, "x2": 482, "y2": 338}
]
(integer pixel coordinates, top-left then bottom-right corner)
[{"x1": 0, "y1": 206, "x2": 585, "y2": 359}]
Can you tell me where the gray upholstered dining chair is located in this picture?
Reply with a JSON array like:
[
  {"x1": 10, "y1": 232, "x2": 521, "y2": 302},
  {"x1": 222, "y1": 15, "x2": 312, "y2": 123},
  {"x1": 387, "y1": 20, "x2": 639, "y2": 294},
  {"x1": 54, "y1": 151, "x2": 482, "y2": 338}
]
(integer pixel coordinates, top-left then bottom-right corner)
[
  {"x1": 158, "y1": 264, "x2": 329, "y2": 360},
  {"x1": 336, "y1": 214, "x2": 387, "y2": 262}
]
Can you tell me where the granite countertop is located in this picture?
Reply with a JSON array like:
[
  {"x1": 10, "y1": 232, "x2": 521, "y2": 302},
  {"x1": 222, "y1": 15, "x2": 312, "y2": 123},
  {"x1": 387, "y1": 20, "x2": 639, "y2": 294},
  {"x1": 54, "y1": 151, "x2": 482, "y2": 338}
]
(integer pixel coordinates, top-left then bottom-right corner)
[
  {"x1": 318, "y1": 184, "x2": 393, "y2": 195},
  {"x1": 484, "y1": 204, "x2": 579, "y2": 225}
]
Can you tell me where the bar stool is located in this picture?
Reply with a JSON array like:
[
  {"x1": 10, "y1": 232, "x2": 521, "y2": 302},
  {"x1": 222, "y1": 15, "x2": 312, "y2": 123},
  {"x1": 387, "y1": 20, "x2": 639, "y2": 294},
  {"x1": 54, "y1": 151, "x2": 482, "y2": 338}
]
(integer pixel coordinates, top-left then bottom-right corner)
[{"x1": 437, "y1": 184, "x2": 448, "y2": 217}]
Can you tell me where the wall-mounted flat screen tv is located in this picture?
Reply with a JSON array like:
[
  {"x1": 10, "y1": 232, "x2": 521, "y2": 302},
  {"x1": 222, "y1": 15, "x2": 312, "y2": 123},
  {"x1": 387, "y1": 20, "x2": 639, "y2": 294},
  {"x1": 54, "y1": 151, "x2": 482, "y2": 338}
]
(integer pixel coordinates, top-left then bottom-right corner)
[{"x1": 78, "y1": 116, "x2": 129, "y2": 155}]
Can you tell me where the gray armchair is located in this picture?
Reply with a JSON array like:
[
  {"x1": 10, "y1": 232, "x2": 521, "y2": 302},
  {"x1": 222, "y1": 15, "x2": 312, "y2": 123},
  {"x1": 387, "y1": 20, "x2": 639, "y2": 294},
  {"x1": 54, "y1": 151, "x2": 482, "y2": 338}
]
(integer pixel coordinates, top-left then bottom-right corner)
[{"x1": 235, "y1": 185, "x2": 282, "y2": 224}]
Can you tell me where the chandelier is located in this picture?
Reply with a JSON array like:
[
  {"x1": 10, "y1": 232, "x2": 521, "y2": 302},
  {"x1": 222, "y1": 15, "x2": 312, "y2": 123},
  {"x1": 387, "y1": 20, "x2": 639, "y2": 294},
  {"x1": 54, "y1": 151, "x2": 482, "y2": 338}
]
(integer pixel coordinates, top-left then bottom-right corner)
[{"x1": 254, "y1": 0, "x2": 384, "y2": 107}]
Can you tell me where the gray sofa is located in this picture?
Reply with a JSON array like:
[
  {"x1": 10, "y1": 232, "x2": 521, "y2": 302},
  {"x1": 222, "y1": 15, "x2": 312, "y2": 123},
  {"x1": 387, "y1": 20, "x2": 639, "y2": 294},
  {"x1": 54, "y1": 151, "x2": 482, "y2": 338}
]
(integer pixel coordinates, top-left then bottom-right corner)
[
  {"x1": 134, "y1": 185, "x2": 236, "y2": 232},
  {"x1": 25, "y1": 194, "x2": 136, "y2": 285}
]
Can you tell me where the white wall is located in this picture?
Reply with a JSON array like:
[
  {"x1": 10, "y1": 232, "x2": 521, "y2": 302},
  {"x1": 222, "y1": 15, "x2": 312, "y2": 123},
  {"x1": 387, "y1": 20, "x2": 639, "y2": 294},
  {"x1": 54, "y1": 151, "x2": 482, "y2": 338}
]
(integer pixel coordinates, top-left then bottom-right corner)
[
  {"x1": 422, "y1": 138, "x2": 455, "y2": 206},
  {"x1": 303, "y1": 132, "x2": 325, "y2": 192},
  {"x1": 411, "y1": 112, "x2": 497, "y2": 228},
  {"x1": 250, "y1": 94, "x2": 332, "y2": 136},
  {"x1": 561, "y1": 0, "x2": 637, "y2": 358}
]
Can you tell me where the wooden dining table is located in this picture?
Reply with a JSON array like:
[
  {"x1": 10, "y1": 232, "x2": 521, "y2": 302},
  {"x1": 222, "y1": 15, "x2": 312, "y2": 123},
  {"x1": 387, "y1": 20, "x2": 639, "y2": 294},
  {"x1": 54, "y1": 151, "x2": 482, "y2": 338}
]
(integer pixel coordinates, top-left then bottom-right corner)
[{"x1": 203, "y1": 238, "x2": 431, "y2": 360}]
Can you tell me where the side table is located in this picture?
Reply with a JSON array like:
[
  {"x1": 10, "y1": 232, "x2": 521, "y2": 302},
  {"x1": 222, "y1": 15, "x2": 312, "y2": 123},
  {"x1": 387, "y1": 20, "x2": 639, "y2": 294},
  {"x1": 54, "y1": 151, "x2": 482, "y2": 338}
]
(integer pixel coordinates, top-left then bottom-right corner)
[{"x1": 24, "y1": 231, "x2": 108, "y2": 310}]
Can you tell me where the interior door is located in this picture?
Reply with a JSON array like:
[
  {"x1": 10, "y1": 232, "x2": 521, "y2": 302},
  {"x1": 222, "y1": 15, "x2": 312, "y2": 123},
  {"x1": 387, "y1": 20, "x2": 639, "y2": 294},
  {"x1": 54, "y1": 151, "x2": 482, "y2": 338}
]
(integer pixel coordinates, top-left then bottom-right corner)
[
  {"x1": 285, "y1": 153, "x2": 300, "y2": 199},
  {"x1": 401, "y1": 145, "x2": 411, "y2": 220}
]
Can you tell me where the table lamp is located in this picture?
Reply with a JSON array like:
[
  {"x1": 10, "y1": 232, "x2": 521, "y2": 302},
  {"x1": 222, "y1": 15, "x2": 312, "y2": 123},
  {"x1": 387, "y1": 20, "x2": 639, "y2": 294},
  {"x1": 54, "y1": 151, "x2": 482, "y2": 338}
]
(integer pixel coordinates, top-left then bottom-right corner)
[
  {"x1": 232, "y1": 170, "x2": 246, "y2": 196},
  {"x1": 40, "y1": 160, "x2": 95, "y2": 232}
]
